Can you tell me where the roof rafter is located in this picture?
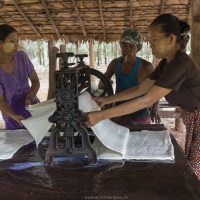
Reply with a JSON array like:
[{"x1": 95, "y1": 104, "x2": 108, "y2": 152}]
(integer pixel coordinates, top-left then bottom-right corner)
[
  {"x1": 0, "y1": 17, "x2": 6, "y2": 24},
  {"x1": 98, "y1": 0, "x2": 106, "y2": 41},
  {"x1": 40, "y1": 0, "x2": 60, "y2": 39},
  {"x1": 160, "y1": 0, "x2": 167, "y2": 14},
  {"x1": 71, "y1": 0, "x2": 87, "y2": 38},
  {"x1": 130, "y1": 0, "x2": 133, "y2": 29},
  {"x1": 12, "y1": 1, "x2": 41, "y2": 38},
  {"x1": 187, "y1": 0, "x2": 192, "y2": 23},
  {"x1": 0, "y1": 0, "x2": 191, "y2": 42}
]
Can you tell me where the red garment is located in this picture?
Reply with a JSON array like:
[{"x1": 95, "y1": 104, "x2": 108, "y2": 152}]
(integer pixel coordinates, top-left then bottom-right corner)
[
  {"x1": 182, "y1": 108, "x2": 200, "y2": 180},
  {"x1": 111, "y1": 115, "x2": 151, "y2": 126}
]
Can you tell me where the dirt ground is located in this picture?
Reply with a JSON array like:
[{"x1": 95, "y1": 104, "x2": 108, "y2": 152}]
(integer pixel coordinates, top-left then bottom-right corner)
[{"x1": 0, "y1": 71, "x2": 186, "y2": 152}]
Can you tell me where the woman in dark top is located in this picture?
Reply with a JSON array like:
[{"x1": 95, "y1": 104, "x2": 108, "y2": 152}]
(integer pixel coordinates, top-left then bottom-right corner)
[{"x1": 86, "y1": 14, "x2": 200, "y2": 180}]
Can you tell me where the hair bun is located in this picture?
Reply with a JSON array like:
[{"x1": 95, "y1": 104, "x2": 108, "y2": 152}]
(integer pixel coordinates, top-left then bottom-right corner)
[{"x1": 179, "y1": 20, "x2": 190, "y2": 35}]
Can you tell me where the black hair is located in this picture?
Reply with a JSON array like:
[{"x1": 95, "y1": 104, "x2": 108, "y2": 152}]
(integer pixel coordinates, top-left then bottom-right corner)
[
  {"x1": 150, "y1": 14, "x2": 190, "y2": 45},
  {"x1": 180, "y1": 34, "x2": 190, "y2": 52},
  {"x1": 0, "y1": 24, "x2": 17, "y2": 42}
]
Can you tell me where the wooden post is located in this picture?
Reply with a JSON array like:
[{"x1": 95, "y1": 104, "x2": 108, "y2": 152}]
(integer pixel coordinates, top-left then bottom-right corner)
[
  {"x1": 89, "y1": 39, "x2": 95, "y2": 68},
  {"x1": 47, "y1": 41, "x2": 59, "y2": 100},
  {"x1": 174, "y1": 108, "x2": 185, "y2": 133},
  {"x1": 75, "y1": 42, "x2": 79, "y2": 65},
  {"x1": 89, "y1": 39, "x2": 95, "y2": 84},
  {"x1": 191, "y1": 0, "x2": 200, "y2": 68},
  {"x1": 59, "y1": 44, "x2": 66, "y2": 69}
]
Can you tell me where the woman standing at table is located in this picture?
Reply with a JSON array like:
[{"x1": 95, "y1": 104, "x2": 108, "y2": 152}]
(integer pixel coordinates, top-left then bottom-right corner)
[
  {"x1": 0, "y1": 24, "x2": 40, "y2": 130},
  {"x1": 86, "y1": 14, "x2": 200, "y2": 180}
]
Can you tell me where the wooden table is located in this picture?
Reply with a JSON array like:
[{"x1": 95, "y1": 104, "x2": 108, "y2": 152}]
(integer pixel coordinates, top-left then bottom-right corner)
[{"x1": 0, "y1": 125, "x2": 199, "y2": 200}]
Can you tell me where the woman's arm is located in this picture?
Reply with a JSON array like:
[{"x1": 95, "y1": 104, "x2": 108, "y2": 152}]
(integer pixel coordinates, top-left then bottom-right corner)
[
  {"x1": 0, "y1": 95, "x2": 24, "y2": 126},
  {"x1": 86, "y1": 85, "x2": 172, "y2": 127},
  {"x1": 25, "y1": 70, "x2": 40, "y2": 107},
  {"x1": 98, "y1": 59, "x2": 116, "y2": 89},
  {"x1": 94, "y1": 77, "x2": 156, "y2": 107}
]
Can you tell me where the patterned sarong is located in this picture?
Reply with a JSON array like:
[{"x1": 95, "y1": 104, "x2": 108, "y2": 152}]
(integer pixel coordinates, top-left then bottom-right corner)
[
  {"x1": 182, "y1": 108, "x2": 200, "y2": 180},
  {"x1": 111, "y1": 114, "x2": 151, "y2": 126}
]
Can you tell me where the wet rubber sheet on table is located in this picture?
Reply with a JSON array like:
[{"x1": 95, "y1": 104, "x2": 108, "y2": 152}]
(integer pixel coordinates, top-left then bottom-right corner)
[{"x1": 0, "y1": 91, "x2": 174, "y2": 161}]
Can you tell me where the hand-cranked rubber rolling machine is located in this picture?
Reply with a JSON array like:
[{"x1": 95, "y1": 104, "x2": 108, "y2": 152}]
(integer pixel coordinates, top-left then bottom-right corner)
[{"x1": 45, "y1": 52, "x2": 113, "y2": 164}]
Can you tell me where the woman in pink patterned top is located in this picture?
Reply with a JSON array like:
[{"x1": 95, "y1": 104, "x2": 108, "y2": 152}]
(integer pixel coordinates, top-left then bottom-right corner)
[{"x1": 0, "y1": 24, "x2": 40, "y2": 130}]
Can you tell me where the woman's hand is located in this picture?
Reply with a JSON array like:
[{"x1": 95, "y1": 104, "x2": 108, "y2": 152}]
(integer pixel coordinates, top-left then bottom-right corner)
[
  {"x1": 91, "y1": 96, "x2": 108, "y2": 108},
  {"x1": 150, "y1": 101, "x2": 161, "y2": 124},
  {"x1": 150, "y1": 109, "x2": 161, "y2": 124},
  {"x1": 0, "y1": 95, "x2": 25, "y2": 127},
  {"x1": 12, "y1": 115, "x2": 25, "y2": 126},
  {"x1": 85, "y1": 111, "x2": 103, "y2": 128},
  {"x1": 25, "y1": 94, "x2": 35, "y2": 107}
]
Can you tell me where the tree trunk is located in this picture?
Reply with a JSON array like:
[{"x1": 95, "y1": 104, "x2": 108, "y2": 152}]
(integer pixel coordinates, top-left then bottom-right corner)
[
  {"x1": 59, "y1": 44, "x2": 66, "y2": 69},
  {"x1": 104, "y1": 43, "x2": 107, "y2": 65},
  {"x1": 75, "y1": 42, "x2": 79, "y2": 65},
  {"x1": 115, "y1": 42, "x2": 118, "y2": 58},
  {"x1": 18, "y1": 40, "x2": 26, "y2": 52},
  {"x1": 38, "y1": 41, "x2": 42, "y2": 65},
  {"x1": 97, "y1": 42, "x2": 100, "y2": 66}
]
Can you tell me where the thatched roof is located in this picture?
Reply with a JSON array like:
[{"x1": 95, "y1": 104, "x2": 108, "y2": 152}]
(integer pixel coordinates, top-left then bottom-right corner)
[{"x1": 0, "y1": 0, "x2": 191, "y2": 42}]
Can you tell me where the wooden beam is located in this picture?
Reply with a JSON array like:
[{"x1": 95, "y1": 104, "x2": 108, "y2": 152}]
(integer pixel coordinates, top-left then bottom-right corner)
[
  {"x1": 71, "y1": 0, "x2": 87, "y2": 38},
  {"x1": 159, "y1": 110, "x2": 181, "y2": 118},
  {"x1": 187, "y1": 0, "x2": 192, "y2": 23},
  {"x1": 191, "y1": 0, "x2": 200, "y2": 67},
  {"x1": 40, "y1": 0, "x2": 60, "y2": 39},
  {"x1": 160, "y1": 0, "x2": 165, "y2": 14},
  {"x1": 98, "y1": 0, "x2": 106, "y2": 41},
  {"x1": 0, "y1": 17, "x2": 6, "y2": 24},
  {"x1": 130, "y1": 0, "x2": 133, "y2": 29},
  {"x1": 12, "y1": 1, "x2": 41, "y2": 38}
]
